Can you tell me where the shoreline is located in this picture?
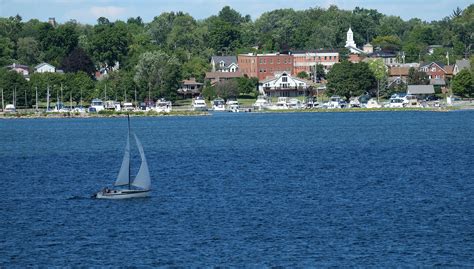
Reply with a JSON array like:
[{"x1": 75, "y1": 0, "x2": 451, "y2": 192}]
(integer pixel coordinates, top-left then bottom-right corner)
[{"x1": 0, "y1": 106, "x2": 470, "y2": 119}]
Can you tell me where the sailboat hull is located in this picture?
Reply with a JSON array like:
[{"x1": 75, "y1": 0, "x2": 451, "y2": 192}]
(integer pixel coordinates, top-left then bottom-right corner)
[{"x1": 94, "y1": 189, "x2": 151, "y2": 199}]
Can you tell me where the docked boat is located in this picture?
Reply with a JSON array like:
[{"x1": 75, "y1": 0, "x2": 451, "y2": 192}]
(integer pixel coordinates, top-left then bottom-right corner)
[
  {"x1": 154, "y1": 98, "x2": 172, "y2": 113},
  {"x1": 4, "y1": 104, "x2": 16, "y2": 113},
  {"x1": 366, "y1": 98, "x2": 382, "y2": 108},
  {"x1": 90, "y1": 98, "x2": 105, "y2": 112},
  {"x1": 212, "y1": 98, "x2": 226, "y2": 111},
  {"x1": 93, "y1": 115, "x2": 151, "y2": 199},
  {"x1": 192, "y1": 96, "x2": 208, "y2": 111},
  {"x1": 227, "y1": 100, "x2": 240, "y2": 112},
  {"x1": 123, "y1": 102, "x2": 135, "y2": 111},
  {"x1": 388, "y1": 96, "x2": 405, "y2": 108},
  {"x1": 324, "y1": 96, "x2": 345, "y2": 109},
  {"x1": 267, "y1": 97, "x2": 289, "y2": 110},
  {"x1": 287, "y1": 98, "x2": 303, "y2": 110},
  {"x1": 253, "y1": 95, "x2": 270, "y2": 111}
]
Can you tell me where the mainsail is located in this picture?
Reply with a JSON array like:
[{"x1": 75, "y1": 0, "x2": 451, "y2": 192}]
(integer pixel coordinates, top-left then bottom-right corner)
[
  {"x1": 132, "y1": 133, "x2": 151, "y2": 190},
  {"x1": 114, "y1": 134, "x2": 130, "y2": 186}
]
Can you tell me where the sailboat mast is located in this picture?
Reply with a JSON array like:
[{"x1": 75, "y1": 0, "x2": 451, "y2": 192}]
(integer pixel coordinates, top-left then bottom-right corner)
[{"x1": 127, "y1": 113, "x2": 131, "y2": 190}]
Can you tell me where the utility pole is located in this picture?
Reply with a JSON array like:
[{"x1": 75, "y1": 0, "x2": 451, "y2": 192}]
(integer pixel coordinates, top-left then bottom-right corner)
[
  {"x1": 134, "y1": 86, "x2": 137, "y2": 107},
  {"x1": 35, "y1": 87, "x2": 38, "y2": 112},
  {"x1": 46, "y1": 85, "x2": 50, "y2": 111},
  {"x1": 13, "y1": 87, "x2": 16, "y2": 108},
  {"x1": 1, "y1": 88, "x2": 4, "y2": 112}
]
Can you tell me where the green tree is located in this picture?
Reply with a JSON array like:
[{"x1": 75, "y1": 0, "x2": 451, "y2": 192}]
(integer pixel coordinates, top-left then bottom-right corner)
[
  {"x1": 16, "y1": 37, "x2": 40, "y2": 65},
  {"x1": 452, "y1": 69, "x2": 473, "y2": 97},
  {"x1": 407, "y1": 67, "x2": 429, "y2": 85},
  {"x1": 297, "y1": 71, "x2": 309, "y2": 79},
  {"x1": 202, "y1": 81, "x2": 217, "y2": 100},
  {"x1": 367, "y1": 58, "x2": 388, "y2": 101},
  {"x1": 0, "y1": 68, "x2": 29, "y2": 108},
  {"x1": 0, "y1": 37, "x2": 14, "y2": 66},
  {"x1": 236, "y1": 76, "x2": 258, "y2": 95},
  {"x1": 181, "y1": 57, "x2": 208, "y2": 82},
  {"x1": 63, "y1": 71, "x2": 95, "y2": 103},
  {"x1": 61, "y1": 47, "x2": 95, "y2": 76},
  {"x1": 215, "y1": 79, "x2": 239, "y2": 100},
  {"x1": 326, "y1": 61, "x2": 376, "y2": 100},
  {"x1": 315, "y1": 64, "x2": 326, "y2": 81},
  {"x1": 89, "y1": 20, "x2": 130, "y2": 67},
  {"x1": 134, "y1": 51, "x2": 181, "y2": 101},
  {"x1": 372, "y1": 35, "x2": 402, "y2": 51}
]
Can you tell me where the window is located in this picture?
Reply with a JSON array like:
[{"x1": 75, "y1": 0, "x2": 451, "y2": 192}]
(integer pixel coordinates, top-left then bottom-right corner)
[
  {"x1": 278, "y1": 59, "x2": 280, "y2": 64},
  {"x1": 270, "y1": 59, "x2": 273, "y2": 64},
  {"x1": 431, "y1": 67, "x2": 436, "y2": 72},
  {"x1": 220, "y1": 61, "x2": 225, "y2": 67},
  {"x1": 282, "y1": 76, "x2": 288, "y2": 82}
]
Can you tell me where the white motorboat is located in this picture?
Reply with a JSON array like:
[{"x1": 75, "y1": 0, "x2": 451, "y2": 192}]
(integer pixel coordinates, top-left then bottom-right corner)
[
  {"x1": 192, "y1": 97, "x2": 208, "y2": 111},
  {"x1": 388, "y1": 97, "x2": 405, "y2": 108},
  {"x1": 212, "y1": 98, "x2": 226, "y2": 111},
  {"x1": 93, "y1": 115, "x2": 151, "y2": 199},
  {"x1": 366, "y1": 98, "x2": 382, "y2": 108},
  {"x1": 90, "y1": 98, "x2": 105, "y2": 112},
  {"x1": 287, "y1": 98, "x2": 302, "y2": 110},
  {"x1": 4, "y1": 104, "x2": 16, "y2": 113},
  {"x1": 253, "y1": 95, "x2": 270, "y2": 111},
  {"x1": 123, "y1": 102, "x2": 135, "y2": 111},
  {"x1": 227, "y1": 100, "x2": 240, "y2": 112},
  {"x1": 325, "y1": 96, "x2": 344, "y2": 109},
  {"x1": 267, "y1": 97, "x2": 289, "y2": 110},
  {"x1": 154, "y1": 98, "x2": 172, "y2": 113},
  {"x1": 403, "y1": 94, "x2": 421, "y2": 107}
]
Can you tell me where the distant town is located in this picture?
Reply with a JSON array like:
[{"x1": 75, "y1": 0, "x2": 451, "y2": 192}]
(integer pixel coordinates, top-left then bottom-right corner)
[{"x1": 0, "y1": 5, "x2": 472, "y2": 115}]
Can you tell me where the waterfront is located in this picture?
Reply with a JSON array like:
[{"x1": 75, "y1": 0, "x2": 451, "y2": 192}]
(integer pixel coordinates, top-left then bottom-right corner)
[{"x1": 1, "y1": 111, "x2": 473, "y2": 266}]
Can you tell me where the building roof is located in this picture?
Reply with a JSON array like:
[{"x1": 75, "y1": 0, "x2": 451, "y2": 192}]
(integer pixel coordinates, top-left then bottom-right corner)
[
  {"x1": 455, "y1": 59, "x2": 470, "y2": 71},
  {"x1": 407, "y1": 85, "x2": 435, "y2": 95},
  {"x1": 212, "y1": 56, "x2": 237, "y2": 68},
  {"x1": 389, "y1": 66, "x2": 410, "y2": 76},
  {"x1": 35, "y1": 62, "x2": 55, "y2": 70},
  {"x1": 205, "y1": 71, "x2": 243, "y2": 80},
  {"x1": 6, "y1": 63, "x2": 29, "y2": 69},
  {"x1": 290, "y1": 49, "x2": 339, "y2": 54},
  {"x1": 420, "y1": 61, "x2": 445, "y2": 69},
  {"x1": 259, "y1": 71, "x2": 313, "y2": 85},
  {"x1": 182, "y1": 78, "x2": 203, "y2": 85},
  {"x1": 444, "y1": 65, "x2": 454, "y2": 75},
  {"x1": 430, "y1": 78, "x2": 446, "y2": 85},
  {"x1": 368, "y1": 51, "x2": 397, "y2": 58}
]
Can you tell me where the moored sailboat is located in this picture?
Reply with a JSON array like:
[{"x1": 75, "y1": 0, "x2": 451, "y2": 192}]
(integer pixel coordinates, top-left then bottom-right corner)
[{"x1": 93, "y1": 115, "x2": 151, "y2": 199}]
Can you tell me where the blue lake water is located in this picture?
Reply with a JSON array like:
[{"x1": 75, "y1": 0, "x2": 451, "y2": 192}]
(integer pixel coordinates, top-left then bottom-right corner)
[{"x1": 1, "y1": 111, "x2": 473, "y2": 267}]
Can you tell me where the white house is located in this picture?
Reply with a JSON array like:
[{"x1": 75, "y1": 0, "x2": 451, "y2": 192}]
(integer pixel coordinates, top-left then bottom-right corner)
[
  {"x1": 453, "y1": 59, "x2": 470, "y2": 75},
  {"x1": 211, "y1": 56, "x2": 239, "y2": 72},
  {"x1": 259, "y1": 72, "x2": 313, "y2": 97},
  {"x1": 35, "y1": 62, "x2": 56, "y2": 73}
]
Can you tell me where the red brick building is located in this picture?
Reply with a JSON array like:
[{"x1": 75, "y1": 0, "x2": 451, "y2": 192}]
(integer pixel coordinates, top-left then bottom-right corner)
[
  {"x1": 238, "y1": 53, "x2": 293, "y2": 80},
  {"x1": 291, "y1": 50, "x2": 339, "y2": 76}
]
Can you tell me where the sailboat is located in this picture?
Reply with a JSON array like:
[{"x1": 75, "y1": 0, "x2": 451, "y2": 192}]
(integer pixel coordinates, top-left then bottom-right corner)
[{"x1": 93, "y1": 115, "x2": 151, "y2": 199}]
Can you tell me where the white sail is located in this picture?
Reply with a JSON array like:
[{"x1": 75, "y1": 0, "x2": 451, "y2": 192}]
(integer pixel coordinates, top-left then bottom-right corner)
[
  {"x1": 114, "y1": 134, "x2": 130, "y2": 186},
  {"x1": 132, "y1": 133, "x2": 151, "y2": 190}
]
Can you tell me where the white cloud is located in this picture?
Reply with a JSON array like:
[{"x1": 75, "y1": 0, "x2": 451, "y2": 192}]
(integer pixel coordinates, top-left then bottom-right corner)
[{"x1": 89, "y1": 6, "x2": 126, "y2": 18}]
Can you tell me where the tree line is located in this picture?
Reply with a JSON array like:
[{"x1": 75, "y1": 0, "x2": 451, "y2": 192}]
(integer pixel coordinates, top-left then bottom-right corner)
[{"x1": 0, "y1": 4, "x2": 473, "y2": 107}]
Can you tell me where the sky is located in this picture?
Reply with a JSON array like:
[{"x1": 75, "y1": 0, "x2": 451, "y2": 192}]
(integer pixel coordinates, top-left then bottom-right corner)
[{"x1": 0, "y1": 0, "x2": 471, "y2": 24}]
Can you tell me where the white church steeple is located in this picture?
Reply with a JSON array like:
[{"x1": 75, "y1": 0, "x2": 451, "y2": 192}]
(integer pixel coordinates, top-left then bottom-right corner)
[{"x1": 345, "y1": 27, "x2": 356, "y2": 48}]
